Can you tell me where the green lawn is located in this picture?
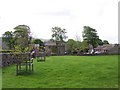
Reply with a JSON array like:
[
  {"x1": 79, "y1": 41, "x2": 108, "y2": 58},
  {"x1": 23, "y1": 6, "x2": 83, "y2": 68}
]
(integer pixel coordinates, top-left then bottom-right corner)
[{"x1": 2, "y1": 55, "x2": 118, "y2": 88}]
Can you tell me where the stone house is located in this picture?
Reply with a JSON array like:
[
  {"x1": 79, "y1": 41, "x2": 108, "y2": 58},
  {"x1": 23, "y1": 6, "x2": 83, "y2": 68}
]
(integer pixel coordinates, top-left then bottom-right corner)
[
  {"x1": 44, "y1": 40, "x2": 66, "y2": 56},
  {"x1": 94, "y1": 44, "x2": 120, "y2": 54}
]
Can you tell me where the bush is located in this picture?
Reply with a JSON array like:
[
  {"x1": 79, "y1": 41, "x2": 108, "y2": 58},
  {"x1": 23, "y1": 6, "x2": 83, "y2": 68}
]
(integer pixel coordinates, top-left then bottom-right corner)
[{"x1": 0, "y1": 50, "x2": 15, "y2": 53}]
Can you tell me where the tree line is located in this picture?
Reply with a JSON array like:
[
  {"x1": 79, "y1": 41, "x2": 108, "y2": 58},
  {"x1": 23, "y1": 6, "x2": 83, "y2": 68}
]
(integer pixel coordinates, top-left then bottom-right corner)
[
  {"x1": 67, "y1": 26, "x2": 109, "y2": 54},
  {"x1": 2, "y1": 24, "x2": 109, "y2": 54},
  {"x1": 50, "y1": 26, "x2": 109, "y2": 54}
]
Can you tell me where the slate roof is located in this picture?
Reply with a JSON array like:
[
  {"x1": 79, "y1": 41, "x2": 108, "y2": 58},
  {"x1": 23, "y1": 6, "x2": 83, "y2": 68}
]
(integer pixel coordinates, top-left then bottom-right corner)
[{"x1": 44, "y1": 40, "x2": 56, "y2": 46}]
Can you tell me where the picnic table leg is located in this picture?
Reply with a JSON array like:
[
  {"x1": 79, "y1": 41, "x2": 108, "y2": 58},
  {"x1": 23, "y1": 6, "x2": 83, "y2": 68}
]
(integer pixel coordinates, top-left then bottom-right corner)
[
  {"x1": 16, "y1": 63, "x2": 18, "y2": 76},
  {"x1": 19, "y1": 63, "x2": 21, "y2": 70},
  {"x1": 44, "y1": 56, "x2": 46, "y2": 61},
  {"x1": 29, "y1": 63, "x2": 31, "y2": 71},
  {"x1": 31, "y1": 58, "x2": 34, "y2": 71},
  {"x1": 32, "y1": 64, "x2": 33, "y2": 71},
  {"x1": 26, "y1": 62, "x2": 28, "y2": 72}
]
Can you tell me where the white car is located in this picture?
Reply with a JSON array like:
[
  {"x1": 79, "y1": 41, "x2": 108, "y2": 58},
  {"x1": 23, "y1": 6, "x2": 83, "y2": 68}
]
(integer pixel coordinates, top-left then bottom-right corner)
[{"x1": 94, "y1": 51, "x2": 101, "y2": 54}]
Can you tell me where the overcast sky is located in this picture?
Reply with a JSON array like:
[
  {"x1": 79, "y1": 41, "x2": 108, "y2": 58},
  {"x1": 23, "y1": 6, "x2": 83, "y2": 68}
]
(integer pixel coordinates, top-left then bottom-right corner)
[{"x1": 0, "y1": 0, "x2": 119, "y2": 43}]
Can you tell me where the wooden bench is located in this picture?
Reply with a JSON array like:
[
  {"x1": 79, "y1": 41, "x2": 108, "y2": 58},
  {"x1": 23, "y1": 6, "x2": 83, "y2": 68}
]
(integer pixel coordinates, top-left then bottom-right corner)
[
  {"x1": 37, "y1": 51, "x2": 46, "y2": 62},
  {"x1": 16, "y1": 53, "x2": 34, "y2": 75}
]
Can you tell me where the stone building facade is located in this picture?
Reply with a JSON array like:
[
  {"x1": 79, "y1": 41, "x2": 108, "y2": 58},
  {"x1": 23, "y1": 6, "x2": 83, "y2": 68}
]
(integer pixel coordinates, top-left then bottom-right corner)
[
  {"x1": 44, "y1": 40, "x2": 66, "y2": 56},
  {"x1": 94, "y1": 44, "x2": 120, "y2": 54}
]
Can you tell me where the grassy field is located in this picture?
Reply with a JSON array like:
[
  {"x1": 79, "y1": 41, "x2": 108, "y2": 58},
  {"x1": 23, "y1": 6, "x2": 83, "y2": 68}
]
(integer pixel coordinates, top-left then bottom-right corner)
[{"x1": 2, "y1": 55, "x2": 118, "y2": 88}]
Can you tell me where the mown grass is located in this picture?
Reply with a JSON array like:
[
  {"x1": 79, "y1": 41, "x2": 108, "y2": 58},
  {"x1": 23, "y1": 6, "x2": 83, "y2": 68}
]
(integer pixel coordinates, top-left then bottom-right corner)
[{"x1": 2, "y1": 55, "x2": 118, "y2": 88}]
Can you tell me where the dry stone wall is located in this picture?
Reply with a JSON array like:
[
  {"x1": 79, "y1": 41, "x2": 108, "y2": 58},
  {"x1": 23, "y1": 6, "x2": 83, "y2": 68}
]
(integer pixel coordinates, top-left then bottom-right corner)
[{"x1": 1, "y1": 53, "x2": 30, "y2": 67}]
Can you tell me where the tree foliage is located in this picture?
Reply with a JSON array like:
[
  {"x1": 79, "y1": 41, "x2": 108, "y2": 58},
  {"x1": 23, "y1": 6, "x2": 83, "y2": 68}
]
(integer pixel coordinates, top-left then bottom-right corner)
[
  {"x1": 97, "y1": 39, "x2": 103, "y2": 46},
  {"x1": 52, "y1": 27, "x2": 67, "y2": 41},
  {"x1": 81, "y1": 40, "x2": 89, "y2": 52},
  {"x1": 2, "y1": 31, "x2": 15, "y2": 49},
  {"x1": 32, "y1": 39, "x2": 44, "y2": 47},
  {"x1": 13, "y1": 25, "x2": 31, "y2": 52},
  {"x1": 67, "y1": 39, "x2": 76, "y2": 53},
  {"x1": 103, "y1": 40, "x2": 109, "y2": 45},
  {"x1": 82, "y1": 26, "x2": 99, "y2": 49},
  {"x1": 14, "y1": 25, "x2": 30, "y2": 37},
  {"x1": 67, "y1": 39, "x2": 81, "y2": 54}
]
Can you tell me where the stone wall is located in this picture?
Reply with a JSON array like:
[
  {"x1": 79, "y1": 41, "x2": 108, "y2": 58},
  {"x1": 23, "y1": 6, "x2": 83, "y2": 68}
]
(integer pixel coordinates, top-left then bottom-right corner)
[
  {"x1": 1, "y1": 53, "x2": 30, "y2": 67},
  {"x1": 0, "y1": 52, "x2": 46, "y2": 67}
]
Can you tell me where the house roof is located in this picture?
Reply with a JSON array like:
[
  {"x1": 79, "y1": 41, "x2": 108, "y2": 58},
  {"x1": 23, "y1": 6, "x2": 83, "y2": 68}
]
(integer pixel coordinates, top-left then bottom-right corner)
[
  {"x1": 44, "y1": 40, "x2": 66, "y2": 46},
  {"x1": 44, "y1": 40, "x2": 56, "y2": 46},
  {"x1": 95, "y1": 44, "x2": 115, "y2": 50}
]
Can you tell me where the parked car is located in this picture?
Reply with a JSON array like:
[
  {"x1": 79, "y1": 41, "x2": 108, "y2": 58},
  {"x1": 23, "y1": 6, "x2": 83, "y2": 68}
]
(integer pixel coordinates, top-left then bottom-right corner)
[{"x1": 94, "y1": 51, "x2": 101, "y2": 54}]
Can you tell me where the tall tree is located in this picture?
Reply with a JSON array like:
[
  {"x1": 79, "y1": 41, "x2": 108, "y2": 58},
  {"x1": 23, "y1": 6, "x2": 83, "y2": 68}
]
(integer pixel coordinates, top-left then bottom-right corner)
[
  {"x1": 82, "y1": 26, "x2": 99, "y2": 52},
  {"x1": 51, "y1": 26, "x2": 67, "y2": 55},
  {"x1": 14, "y1": 25, "x2": 31, "y2": 52},
  {"x1": 52, "y1": 27, "x2": 67, "y2": 41},
  {"x1": 2, "y1": 31, "x2": 15, "y2": 49}
]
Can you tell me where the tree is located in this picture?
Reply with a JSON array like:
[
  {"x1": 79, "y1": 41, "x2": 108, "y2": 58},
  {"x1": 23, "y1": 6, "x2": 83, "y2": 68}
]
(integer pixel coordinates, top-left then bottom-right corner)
[
  {"x1": 32, "y1": 39, "x2": 44, "y2": 48},
  {"x1": 97, "y1": 39, "x2": 103, "y2": 46},
  {"x1": 14, "y1": 25, "x2": 30, "y2": 38},
  {"x1": 67, "y1": 39, "x2": 76, "y2": 53},
  {"x1": 82, "y1": 26, "x2": 99, "y2": 52},
  {"x1": 52, "y1": 27, "x2": 67, "y2": 41},
  {"x1": 13, "y1": 25, "x2": 31, "y2": 52},
  {"x1": 81, "y1": 40, "x2": 89, "y2": 52},
  {"x1": 67, "y1": 39, "x2": 81, "y2": 54},
  {"x1": 103, "y1": 40, "x2": 109, "y2": 45},
  {"x1": 51, "y1": 26, "x2": 68, "y2": 55},
  {"x1": 2, "y1": 31, "x2": 15, "y2": 49}
]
